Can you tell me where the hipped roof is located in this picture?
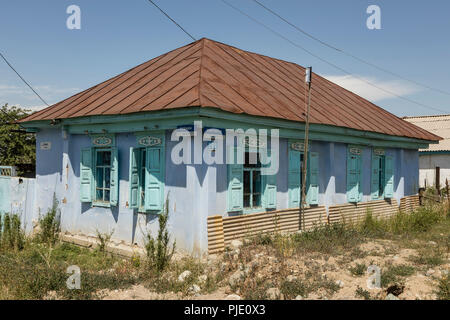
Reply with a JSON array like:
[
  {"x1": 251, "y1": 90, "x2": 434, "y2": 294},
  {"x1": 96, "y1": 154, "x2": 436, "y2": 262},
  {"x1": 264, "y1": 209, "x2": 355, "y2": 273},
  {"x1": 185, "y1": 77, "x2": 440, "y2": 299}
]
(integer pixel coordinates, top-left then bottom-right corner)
[{"x1": 20, "y1": 38, "x2": 441, "y2": 142}]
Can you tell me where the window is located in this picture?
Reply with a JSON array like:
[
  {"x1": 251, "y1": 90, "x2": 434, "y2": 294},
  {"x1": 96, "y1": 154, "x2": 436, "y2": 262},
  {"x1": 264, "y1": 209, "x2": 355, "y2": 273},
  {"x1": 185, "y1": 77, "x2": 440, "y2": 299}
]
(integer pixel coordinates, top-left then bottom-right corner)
[
  {"x1": 129, "y1": 134, "x2": 165, "y2": 212},
  {"x1": 227, "y1": 145, "x2": 277, "y2": 213},
  {"x1": 80, "y1": 142, "x2": 118, "y2": 207},
  {"x1": 288, "y1": 141, "x2": 319, "y2": 207},
  {"x1": 243, "y1": 151, "x2": 262, "y2": 209},
  {"x1": 95, "y1": 149, "x2": 112, "y2": 203},
  {"x1": 347, "y1": 146, "x2": 362, "y2": 203},
  {"x1": 371, "y1": 149, "x2": 394, "y2": 199}
]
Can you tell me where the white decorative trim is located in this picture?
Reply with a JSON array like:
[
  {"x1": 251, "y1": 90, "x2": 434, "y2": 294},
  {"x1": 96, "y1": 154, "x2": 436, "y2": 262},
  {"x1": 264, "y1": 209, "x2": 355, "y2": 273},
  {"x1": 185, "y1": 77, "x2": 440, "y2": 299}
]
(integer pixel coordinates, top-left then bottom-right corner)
[
  {"x1": 349, "y1": 147, "x2": 362, "y2": 155},
  {"x1": 138, "y1": 136, "x2": 162, "y2": 147},
  {"x1": 290, "y1": 142, "x2": 309, "y2": 152},
  {"x1": 244, "y1": 137, "x2": 266, "y2": 148},
  {"x1": 374, "y1": 149, "x2": 385, "y2": 156},
  {"x1": 92, "y1": 136, "x2": 113, "y2": 147}
]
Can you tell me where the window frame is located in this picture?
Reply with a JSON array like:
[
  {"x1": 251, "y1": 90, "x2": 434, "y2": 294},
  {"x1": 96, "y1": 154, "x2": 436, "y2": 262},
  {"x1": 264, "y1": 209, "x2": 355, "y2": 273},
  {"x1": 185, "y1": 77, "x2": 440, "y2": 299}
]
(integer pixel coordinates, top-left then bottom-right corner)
[{"x1": 93, "y1": 147, "x2": 113, "y2": 207}]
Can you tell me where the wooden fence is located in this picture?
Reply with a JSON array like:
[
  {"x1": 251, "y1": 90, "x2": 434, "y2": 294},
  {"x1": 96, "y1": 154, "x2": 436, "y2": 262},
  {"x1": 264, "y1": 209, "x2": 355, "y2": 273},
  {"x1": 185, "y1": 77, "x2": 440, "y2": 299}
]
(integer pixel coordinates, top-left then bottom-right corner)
[{"x1": 207, "y1": 195, "x2": 421, "y2": 254}]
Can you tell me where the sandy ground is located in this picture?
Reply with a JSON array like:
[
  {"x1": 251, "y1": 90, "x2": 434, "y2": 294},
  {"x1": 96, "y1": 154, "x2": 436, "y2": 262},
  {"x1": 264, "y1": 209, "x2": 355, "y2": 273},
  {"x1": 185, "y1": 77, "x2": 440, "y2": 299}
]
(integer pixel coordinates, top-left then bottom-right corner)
[{"x1": 99, "y1": 239, "x2": 449, "y2": 300}]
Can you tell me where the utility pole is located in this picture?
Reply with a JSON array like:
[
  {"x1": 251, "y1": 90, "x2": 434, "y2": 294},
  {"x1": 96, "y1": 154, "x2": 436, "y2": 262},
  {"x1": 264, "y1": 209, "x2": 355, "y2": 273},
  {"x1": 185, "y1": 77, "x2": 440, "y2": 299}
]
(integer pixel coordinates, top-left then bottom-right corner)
[{"x1": 300, "y1": 67, "x2": 312, "y2": 231}]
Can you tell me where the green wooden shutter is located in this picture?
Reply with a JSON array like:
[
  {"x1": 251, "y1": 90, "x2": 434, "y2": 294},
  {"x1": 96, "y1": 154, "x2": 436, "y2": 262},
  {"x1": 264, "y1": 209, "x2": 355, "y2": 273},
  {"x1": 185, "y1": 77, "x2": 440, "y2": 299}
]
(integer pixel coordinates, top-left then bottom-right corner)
[
  {"x1": 80, "y1": 148, "x2": 93, "y2": 202},
  {"x1": 227, "y1": 146, "x2": 243, "y2": 212},
  {"x1": 307, "y1": 152, "x2": 319, "y2": 205},
  {"x1": 347, "y1": 153, "x2": 360, "y2": 203},
  {"x1": 110, "y1": 147, "x2": 119, "y2": 206},
  {"x1": 288, "y1": 149, "x2": 301, "y2": 208},
  {"x1": 384, "y1": 155, "x2": 394, "y2": 199},
  {"x1": 129, "y1": 148, "x2": 140, "y2": 209},
  {"x1": 371, "y1": 155, "x2": 380, "y2": 200},
  {"x1": 145, "y1": 147, "x2": 164, "y2": 212},
  {"x1": 263, "y1": 149, "x2": 277, "y2": 209}
]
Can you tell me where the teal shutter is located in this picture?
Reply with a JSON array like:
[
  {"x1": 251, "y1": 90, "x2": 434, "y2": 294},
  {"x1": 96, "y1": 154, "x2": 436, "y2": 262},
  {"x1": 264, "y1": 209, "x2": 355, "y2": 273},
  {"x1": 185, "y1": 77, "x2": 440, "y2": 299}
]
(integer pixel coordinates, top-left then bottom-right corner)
[
  {"x1": 80, "y1": 148, "x2": 93, "y2": 202},
  {"x1": 384, "y1": 155, "x2": 394, "y2": 199},
  {"x1": 371, "y1": 155, "x2": 380, "y2": 199},
  {"x1": 110, "y1": 147, "x2": 119, "y2": 206},
  {"x1": 145, "y1": 147, "x2": 164, "y2": 212},
  {"x1": 227, "y1": 146, "x2": 243, "y2": 212},
  {"x1": 129, "y1": 147, "x2": 139, "y2": 209},
  {"x1": 263, "y1": 149, "x2": 277, "y2": 209},
  {"x1": 347, "y1": 153, "x2": 361, "y2": 203},
  {"x1": 306, "y1": 152, "x2": 319, "y2": 205},
  {"x1": 288, "y1": 149, "x2": 301, "y2": 208}
]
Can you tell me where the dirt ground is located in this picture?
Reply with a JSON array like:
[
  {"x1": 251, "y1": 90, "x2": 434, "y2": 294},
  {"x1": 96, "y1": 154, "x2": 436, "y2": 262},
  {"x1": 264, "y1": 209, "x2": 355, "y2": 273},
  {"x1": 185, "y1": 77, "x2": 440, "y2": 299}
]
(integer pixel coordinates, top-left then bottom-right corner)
[{"x1": 99, "y1": 238, "x2": 449, "y2": 300}]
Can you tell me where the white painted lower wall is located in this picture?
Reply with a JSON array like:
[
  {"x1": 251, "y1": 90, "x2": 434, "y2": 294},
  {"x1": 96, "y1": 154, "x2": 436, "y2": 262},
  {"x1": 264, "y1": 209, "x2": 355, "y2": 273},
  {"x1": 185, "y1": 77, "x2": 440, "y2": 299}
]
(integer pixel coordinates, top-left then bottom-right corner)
[{"x1": 419, "y1": 154, "x2": 450, "y2": 188}]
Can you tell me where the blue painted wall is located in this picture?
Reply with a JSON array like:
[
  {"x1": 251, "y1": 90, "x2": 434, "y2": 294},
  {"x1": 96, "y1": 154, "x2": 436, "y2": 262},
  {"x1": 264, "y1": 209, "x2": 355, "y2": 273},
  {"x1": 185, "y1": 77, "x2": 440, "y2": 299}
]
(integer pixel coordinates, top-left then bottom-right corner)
[{"x1": 31, "y1": 127, "x2": 420, "y2": 254}]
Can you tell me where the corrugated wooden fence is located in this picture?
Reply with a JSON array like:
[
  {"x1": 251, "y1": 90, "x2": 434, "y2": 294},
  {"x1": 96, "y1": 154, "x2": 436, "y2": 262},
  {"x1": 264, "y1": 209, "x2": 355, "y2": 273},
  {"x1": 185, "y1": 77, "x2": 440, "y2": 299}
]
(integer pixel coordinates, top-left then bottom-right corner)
[
  {"x1": 208, "y1": 195, "x2": 421, "y2": 254},
  {"x1": 399, "y1": 195, "x2": 420, "y2": 213},
  {"x1": 328, "y1": 199, "x2": 398, "y2": 224}
]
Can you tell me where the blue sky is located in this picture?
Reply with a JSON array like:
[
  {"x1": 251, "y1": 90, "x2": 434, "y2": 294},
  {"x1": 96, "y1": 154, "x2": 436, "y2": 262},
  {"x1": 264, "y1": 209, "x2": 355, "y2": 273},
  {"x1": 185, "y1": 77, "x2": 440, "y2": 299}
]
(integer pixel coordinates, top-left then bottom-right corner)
[{"x1": 1, "y1": 0, "x2": 449, "y2": 117}]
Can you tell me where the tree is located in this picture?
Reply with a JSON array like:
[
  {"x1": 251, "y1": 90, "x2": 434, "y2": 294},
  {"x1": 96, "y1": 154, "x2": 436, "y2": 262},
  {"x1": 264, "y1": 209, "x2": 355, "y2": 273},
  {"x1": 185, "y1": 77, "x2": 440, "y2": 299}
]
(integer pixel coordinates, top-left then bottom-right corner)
[{"x1": 0, "y1": 104, "x2": 36, "y2": 176}]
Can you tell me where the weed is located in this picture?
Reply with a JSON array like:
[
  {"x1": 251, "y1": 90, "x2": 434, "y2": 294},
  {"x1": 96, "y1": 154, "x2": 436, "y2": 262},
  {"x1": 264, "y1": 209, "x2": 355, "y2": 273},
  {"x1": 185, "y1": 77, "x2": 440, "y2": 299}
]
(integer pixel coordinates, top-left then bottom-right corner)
[
  {"x1": 355, "y1": 286, "x2": 371, "y2": 300},
  {"x1": 0, "y1": 213, "x2": 25, "y2": 251},
  {"x1": 37, "y1": 195, "x2": 60, "y2": 245},
  {"x1": 95, "y1": 229, "x2": 114, "y2": 253},
  {"x1": 349, "y1": 263, "x2": 367, "y2": 276},
  {"x1": 280, "y1": 279, "x2": 309, "y2": 299},
  {"x1": 144, "y1": 198, "x2": 175, "y2": 273},
  {"x1": 435, "y1": 274, "x2": 450, "y2": 300},
  {"x1": 381, "y1": 264, "x2": 414, "y2": 288}
]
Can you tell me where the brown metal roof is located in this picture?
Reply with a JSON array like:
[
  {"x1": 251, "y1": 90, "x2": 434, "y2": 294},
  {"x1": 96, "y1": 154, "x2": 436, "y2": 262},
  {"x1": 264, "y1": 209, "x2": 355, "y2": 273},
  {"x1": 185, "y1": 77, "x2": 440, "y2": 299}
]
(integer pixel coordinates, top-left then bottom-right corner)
[{"x1": 20, "y1": 38, "x2": 441, "y2": 141}]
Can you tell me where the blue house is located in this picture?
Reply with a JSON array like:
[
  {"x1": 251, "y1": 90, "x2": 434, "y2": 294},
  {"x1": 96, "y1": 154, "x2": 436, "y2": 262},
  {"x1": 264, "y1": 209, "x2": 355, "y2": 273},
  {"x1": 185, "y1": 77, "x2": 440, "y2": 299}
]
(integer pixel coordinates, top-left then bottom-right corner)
[{"x1": 19, "y1": 39, "x2": 440, "y2": 254}]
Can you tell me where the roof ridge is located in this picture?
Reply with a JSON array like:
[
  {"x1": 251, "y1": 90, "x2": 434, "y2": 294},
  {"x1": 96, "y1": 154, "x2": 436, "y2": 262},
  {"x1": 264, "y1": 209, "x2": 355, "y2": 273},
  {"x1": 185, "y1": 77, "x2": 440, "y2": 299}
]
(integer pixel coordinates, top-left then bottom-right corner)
[{"x1": 197, "y1": 38, "x2": 207, "y2": 107}]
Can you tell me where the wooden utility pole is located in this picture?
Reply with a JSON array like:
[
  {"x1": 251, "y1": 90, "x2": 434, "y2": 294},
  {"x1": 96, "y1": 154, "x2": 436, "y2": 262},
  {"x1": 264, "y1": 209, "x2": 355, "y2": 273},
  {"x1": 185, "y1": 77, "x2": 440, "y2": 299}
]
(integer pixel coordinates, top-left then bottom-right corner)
[{"x1": 300, "y1": 67, "x2": 312, "y2": 230}]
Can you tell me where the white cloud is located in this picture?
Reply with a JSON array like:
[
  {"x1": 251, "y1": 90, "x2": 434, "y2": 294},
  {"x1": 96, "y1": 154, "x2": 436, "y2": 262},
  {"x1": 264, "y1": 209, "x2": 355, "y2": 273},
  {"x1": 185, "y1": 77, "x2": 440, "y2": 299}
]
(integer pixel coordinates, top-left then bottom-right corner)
[{"x1": 322, "y1": 74, "x2": 421, "y2": 102}]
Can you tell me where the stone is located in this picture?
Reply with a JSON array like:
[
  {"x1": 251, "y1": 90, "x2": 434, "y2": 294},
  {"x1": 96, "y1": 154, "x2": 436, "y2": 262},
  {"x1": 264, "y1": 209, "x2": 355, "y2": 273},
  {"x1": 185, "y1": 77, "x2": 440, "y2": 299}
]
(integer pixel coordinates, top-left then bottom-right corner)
[
  {"x1": 426, "y1": 269, "x2": 435, "y2": 277},
  {"x1": 385, "y1": 293, "x2": 400, "y2": 300},
  {"x1": 295, "y1": 295, "x2": 303, "y2": 300},
  {"x1": 229, "y1": 270, "x2": 245, "y2": 287},
  {"x1": 335, "y1": 280, "x2": 344, "y2": 288},
  {"x1": 178, "y1": 270, "x2": 192, "y2": 282},
  {"x1": 428, "y1": 241, "x2": 437, "y2": 246},
  {"x1": 230, "y1": 240, "x2": 243, "y2": 249},
  {"x1": 266, "y1": 287, "x2": 281, "y2": 300},
  {"x1": 225, "y1": 294, "x2": 241, "y2": 300},
  {"x1": 198, "y1": 275, "x2": 208, "y2": 283},
  {"x1": 287, "y1": 275, "x2": 297, "y2": 282},
  {"x1": 189, "y1": 284, "x2": 201, "y2": 294}
]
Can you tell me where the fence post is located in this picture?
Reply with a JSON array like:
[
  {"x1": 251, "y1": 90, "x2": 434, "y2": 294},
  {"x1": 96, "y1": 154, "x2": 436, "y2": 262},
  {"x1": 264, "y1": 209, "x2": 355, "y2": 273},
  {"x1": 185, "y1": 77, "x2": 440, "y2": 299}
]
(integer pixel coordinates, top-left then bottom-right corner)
[{"x1": 418, "y1": 188, "x2": 424, "y2": 206}]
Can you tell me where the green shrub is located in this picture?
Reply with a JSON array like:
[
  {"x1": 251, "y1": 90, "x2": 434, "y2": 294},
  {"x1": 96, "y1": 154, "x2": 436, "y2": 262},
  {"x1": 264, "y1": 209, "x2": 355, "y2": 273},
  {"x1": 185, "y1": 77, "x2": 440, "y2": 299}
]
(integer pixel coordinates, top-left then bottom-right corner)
[
  {"x1": 0, "y1": 213, "x2": 25, "y2": 251},
  {"x1": 349, "y1": 263, "x2": 367, "y2": 276},
  {"x1": 436, "y1": 274, "x2": 450, "y2": 300},
  {"x1": 280, "y1": 279, "x2": 309, "y2": 299},
  {"x1": 37, "y1": 196, "x2": 61, "y2": 245},
  {"x1": 355, "y1": 286, "x2": 371, "y2": 300},
  {"x1": 95, "y1": 230, "x2": 114, "y2": 253},
  {"x1": 145, "y1": 198, "x2": 175, "y2": 273}
]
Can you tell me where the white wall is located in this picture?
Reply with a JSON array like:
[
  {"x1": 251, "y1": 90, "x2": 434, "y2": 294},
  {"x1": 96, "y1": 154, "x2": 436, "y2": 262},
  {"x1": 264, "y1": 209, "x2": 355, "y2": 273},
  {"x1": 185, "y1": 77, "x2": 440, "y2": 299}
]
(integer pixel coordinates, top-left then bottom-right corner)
[{"x1": 419, "y1": 154, "x2": 450, "y2": 188}]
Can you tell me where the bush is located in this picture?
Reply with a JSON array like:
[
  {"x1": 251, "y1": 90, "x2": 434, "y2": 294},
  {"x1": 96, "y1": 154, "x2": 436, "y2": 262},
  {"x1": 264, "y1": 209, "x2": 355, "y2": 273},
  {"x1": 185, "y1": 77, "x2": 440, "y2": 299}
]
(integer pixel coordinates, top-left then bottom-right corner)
[
  {"x1": 436, "y1": 274, "x2": 450, "y2": 300},
  {"x1": 280, "y1": 279, "x2": 309, "y2": 299},
  {"x1": 0, "y1": 213, "x2": 25, "y2": 251},
  {"x1": 349, "y1": 263, "x2": 367, "y2": 276},
  {"x1": 95, "y1": 230, "x2": 114, "y2": 253},
  {"x1": 37, "y1": 196, "x2": 61, "y2": 245},
  {"x1": 291, "y1": 222, "x2": 362, "y2": 255},
  {"x1": 145, "y1": 198, "x2": 175, "y2": 273}
]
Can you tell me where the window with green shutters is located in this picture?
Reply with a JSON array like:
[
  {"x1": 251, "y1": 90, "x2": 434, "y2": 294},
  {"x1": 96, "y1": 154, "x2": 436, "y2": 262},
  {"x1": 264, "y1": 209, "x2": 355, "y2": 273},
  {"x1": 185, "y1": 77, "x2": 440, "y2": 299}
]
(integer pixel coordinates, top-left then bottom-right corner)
[
  {"x1": 129, "y1": 133, "x2": 165, "y2": 213},
  {"x1": 346, "y1": 146, "x2": 363, "y2": 203},
  {"x1": 288, "y1": 141, "x2": 319, "y2": 207},
  {"x1": 80, "y1": 146, "x2": 119, "y2": 207},
  {"x1": 227, "y1": 142, "x2": 277, "y2": 213},
  {"x1": 371, "y1": 149, "x2": 394, "y2": 200}
]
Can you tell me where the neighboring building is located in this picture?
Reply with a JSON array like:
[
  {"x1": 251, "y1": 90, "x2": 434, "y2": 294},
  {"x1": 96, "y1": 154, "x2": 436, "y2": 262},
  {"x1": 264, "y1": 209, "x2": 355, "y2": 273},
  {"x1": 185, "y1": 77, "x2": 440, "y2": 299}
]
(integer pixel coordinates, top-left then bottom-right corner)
[
  {"x1": 404, "y1": 115, "x2": 450, "y2": 189},
  {"x1": 18, "y1": 38, "x2": 440, "y2": 254}
]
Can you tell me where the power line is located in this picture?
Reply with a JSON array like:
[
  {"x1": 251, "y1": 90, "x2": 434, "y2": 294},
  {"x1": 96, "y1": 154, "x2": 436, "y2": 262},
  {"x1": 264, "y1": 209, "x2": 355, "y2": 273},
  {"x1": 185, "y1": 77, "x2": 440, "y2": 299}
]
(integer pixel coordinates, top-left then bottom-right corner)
[
  {"x1": 219, "y1": 0, "x2": 449, "y2": 114},
  {"x1": 251, "y1": 0, "x2": 450, "y2": 97},
  {"x1": 146, "y1": 0, "x2": 196, "y2": 41},
  {"x1": 0, "y1": 52, "x2": 50, "y2": 107}
]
